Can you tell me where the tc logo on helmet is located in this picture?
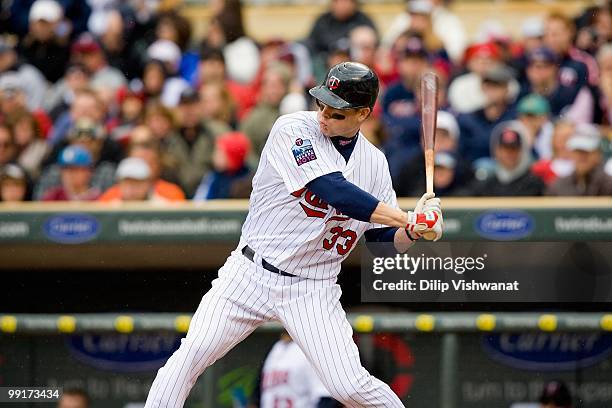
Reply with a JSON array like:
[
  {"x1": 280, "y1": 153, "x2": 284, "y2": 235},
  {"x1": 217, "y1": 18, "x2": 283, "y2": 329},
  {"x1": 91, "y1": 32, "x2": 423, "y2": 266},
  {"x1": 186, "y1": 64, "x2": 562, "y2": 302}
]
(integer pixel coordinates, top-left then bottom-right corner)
[{"x1": 327, "y1": 76, "x2": 341, "y2": 90}]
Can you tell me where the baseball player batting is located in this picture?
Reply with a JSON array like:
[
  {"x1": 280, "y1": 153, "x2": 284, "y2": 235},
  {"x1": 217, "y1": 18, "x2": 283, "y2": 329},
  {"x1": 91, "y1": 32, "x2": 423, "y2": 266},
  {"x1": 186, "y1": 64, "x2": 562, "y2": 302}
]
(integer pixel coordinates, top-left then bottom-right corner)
[{"x1": 144, "y1": 62, "x2": 443, "y2": 408}]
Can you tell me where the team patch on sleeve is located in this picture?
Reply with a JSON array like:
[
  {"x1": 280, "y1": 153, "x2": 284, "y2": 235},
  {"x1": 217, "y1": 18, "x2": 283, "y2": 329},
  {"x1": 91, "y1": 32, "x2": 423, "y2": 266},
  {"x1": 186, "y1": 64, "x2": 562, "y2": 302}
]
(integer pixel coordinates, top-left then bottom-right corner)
[{"x1": 291, "y1": 138, "x2": 317, "y2": 166}]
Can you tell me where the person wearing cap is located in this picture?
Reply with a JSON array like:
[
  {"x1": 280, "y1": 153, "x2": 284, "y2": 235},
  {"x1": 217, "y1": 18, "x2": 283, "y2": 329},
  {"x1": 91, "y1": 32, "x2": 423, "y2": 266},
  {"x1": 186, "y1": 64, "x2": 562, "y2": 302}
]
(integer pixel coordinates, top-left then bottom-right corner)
[
  {"x1": 509, "y1": 17, "x2": 544, "y2": 85},
  {"x1": 470, "y1": 121, "x2": 545, "y2": 196},
  {"x1": 71, "y1": 32, "x2": 126, "y2": 93},
  {"x1": 164, "y1": 87, "x2": 231, "y2": 196},
  {"x1": 41, "y1": 145, "x2": 100, "y2": 201},
  {"x1": 546, "y1": 124, "x2": 612, "y2": 196},
  {"x1": 193, "y1": 131, "x2": 254, "y2": 200},
  {"x1": 539, "y1": 380, "x2": 573, "y2": 408},
  {"x1": 146, "y1": 39, "x2": 190, "y2": 107},
  {"x1": 457, "y1": 64, "x2": 518, "y2": 162},
  {"x1": 35, "y1": 118, "x2": 118, "y2": 200},
  {"x1": 0, "y1": 163, "x2": 30, "y2": 202},
  {"x1": 240, "y1": 63, "x2": 291, "y2": 163},
  {"x1": 517, "y1": 93, "x2": 554, "y2": 159},
  {"x1": 448, "y1": 42, "x2": 520, "y2": 114},
  {"x1": 521, "y1": 46, "x2": 594, "y2": 124},
  {"x1": 0, "y1": 39, "x2": 48, "y2": 111},
  {"x1": 99, "y1": 157, "x2": 154, "y2": 202},
  {"x1": 17, "y1": 0, "x2": 70, "y2": 83},
  {"x1": 99, "y1": 138, "x2": 185, "y2": 202},
  {"x1": 382, "y1": 0, "x2": 467, "y2": 64},
  {"x1": 395, "y1": 110, "x2": 473, "y2": 196}
]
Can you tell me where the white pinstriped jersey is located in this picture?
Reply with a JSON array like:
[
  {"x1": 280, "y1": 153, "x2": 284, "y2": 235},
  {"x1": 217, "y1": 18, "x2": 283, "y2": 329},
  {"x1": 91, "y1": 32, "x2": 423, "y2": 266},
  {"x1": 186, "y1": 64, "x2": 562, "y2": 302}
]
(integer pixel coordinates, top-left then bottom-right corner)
[
  {"x1": 260, "y1": 340, "x2": 332, "y2": 408},
  {"x1": 239, "y1": 111, "x2": 398, "y2": 279}
]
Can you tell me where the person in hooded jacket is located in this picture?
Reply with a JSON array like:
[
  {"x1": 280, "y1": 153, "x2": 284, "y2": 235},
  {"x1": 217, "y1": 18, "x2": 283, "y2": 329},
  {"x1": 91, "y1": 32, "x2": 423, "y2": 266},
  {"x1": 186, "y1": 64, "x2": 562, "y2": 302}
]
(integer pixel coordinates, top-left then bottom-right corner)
[{"x1": 469, "y1": 120, "x2": 545, "y2": 196}]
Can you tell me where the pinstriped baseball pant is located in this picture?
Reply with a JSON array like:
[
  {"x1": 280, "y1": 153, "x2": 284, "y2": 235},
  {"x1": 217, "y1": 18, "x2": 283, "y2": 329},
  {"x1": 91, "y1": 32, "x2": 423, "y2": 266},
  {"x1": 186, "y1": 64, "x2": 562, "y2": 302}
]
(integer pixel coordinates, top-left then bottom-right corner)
[{"x1": 144, "y1": 250, "x2": 405, "y2": 408}]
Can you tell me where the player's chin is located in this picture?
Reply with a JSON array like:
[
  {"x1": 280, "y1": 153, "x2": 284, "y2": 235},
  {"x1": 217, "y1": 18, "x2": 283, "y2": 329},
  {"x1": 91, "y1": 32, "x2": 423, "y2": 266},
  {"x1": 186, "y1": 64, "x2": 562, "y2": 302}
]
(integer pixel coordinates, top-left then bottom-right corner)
[{"x1": 319, "y1": 123, "x2": 331, "y2": 136}]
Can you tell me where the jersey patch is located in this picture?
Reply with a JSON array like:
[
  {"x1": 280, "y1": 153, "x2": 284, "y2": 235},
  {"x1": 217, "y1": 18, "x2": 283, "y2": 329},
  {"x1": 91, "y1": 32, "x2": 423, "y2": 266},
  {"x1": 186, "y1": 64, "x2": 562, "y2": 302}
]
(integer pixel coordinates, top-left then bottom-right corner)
[{"x1": 292, "y1": 138, "x2": 317, "y2": 166}]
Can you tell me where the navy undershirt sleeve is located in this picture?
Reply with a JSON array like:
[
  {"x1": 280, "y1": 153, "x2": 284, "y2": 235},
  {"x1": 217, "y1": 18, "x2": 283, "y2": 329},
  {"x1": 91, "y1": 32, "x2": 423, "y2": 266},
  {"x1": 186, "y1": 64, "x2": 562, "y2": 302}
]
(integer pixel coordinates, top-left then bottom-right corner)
[
  {"x1": 364, "y1": 227, "x2": 399, "y2": 242},
  {"x1": 306, "y1": 172, "x2": 379, "y2": 223}
]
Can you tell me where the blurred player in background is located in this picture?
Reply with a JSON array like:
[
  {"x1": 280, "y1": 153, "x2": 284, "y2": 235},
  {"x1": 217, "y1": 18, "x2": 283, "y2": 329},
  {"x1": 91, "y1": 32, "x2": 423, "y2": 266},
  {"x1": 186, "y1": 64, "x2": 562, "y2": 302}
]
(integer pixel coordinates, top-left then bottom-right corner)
[{"x1": 249, "y1": 332, "x2": 342, "y2": 408}]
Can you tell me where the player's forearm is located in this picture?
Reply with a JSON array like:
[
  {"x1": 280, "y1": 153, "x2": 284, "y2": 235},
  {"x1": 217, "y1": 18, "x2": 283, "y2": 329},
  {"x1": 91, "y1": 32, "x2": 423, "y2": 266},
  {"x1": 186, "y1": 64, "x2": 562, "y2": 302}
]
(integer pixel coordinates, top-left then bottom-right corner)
[
  {"x1": 370, "y1": 201, "x2": 408, "y2": 228},
  {"x1": 394, "y1": 227, "x2": 416, "y2": 253}
]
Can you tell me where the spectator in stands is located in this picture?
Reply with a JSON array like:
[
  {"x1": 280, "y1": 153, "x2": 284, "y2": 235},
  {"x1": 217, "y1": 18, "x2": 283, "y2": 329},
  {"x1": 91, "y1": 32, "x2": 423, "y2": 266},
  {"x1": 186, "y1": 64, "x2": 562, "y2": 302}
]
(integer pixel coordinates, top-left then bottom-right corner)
[
  {"x1": 142, "y1": 59, "x2": 167, "y2": 102},
  {"x1": 17, "y1": 0, "x2": 71, "y2": 83},
  {"x1": 458, "y1": 65, "x2": 518, "y2": 162},
  {"x1": 395, "y1": 2, "x2": 451, "y2": 78},
  {"x1": 71, "y1": 32, "x2": 126, "y2": 94},
  {"x1": 544, "y1": 11, "x2": 598, "y2": 89},
  {"x1": 199, "y1": 82, "x2": 237, "y2": 129},
  {"x1": 197, "y1": 47, "x2": 256, "y2": 120},
  {"x1": 41, "y1": 145, "x2": 100, "y2": 201},
  {"x1": 532, "y1": 119, "x2": 576, "y2": 185},
  {"x1": 522, "y1": 47, "x2": 594, "y2": 124},
  {"x1": 204, "y1": 0, "x2": 260, "y2": 85},
  {"x1": 0, "y1": 39, "x2": 48, "y2": 110},
  {"x1": 395, "y1": 110, "x2": 473, "y2": 196},
  {"x1": 511, "y1": 17, "x2": 545, "y2": 85},
  {"x1": 0, "y1": 124, "x2": 15, "y2": 167},
  {"x1": 108, "y1": 85, "x2": 146, "y2": 146},
  {"x1": 166, "y1": 88, "x2": 230, "y2": 196},
  {"x1": 539, "y1": 380, "x2": 572, "y2": 408},
  {"x1": 0, "y1": 79, "x2": 28, "y2": 125},
  {"x1": 44, "y1": 63, "x2": 92, "y2": 121},
  {"x1": 306, "y1": 0, "x2": 376, "y2": 77},
  {"x1": 349, "y1": 25, "x2": 380, "y2": 71},
  {"x1": 7, "y1": 110, "x2": 48, "y2": 179},
  {"x1": 193, "y1": 131, "x2": 253, "y2": 200},
  {"x1": 546, "y1": 124, "x2": 612, "y2": 196},
  {"x1": 98, "y1": 157, "x2": 156, "y2": 202},
  {"x1": 597, "y1": 44, "x2": 612, "y2": 125},
  {"x1": 382, "y1": 36, "x2": 429, "y2": 176},
  {"x1": 10, "y1": 0, "x2": 90, "y2": 39},
  {"x1": 470, "y1": 122, "x2": 544, "y2": 196},
  {"x1": 48, "y1": 88, "x2": 106, "y2": 146},
  {"x1": 516, "y1": 94, "x2": 554, "y2": 160},
  {"x1": 144, "y1": 102, "x2": 177, "y2": 144},
  {"x1": 36, "y1": 119, "x2": 117, "y2": 199},
  {"x1": 448, "y1": 42, "x2": 514, "y2": 113},
  {"x1": 240, "y1": 63, "x2": 291, "y2": 161},
  {"x1": 383, "y1": 0, "x2": 467, "y2": 63},
  {"x1": 0, "y1": 163, "x2": 29, "y2": 202},
  {"x1": 97, "y1": 8, "x2": 141, "y2": 80},
  {"x1": 147, "y1": 39, "x2": 190, "y2": 107},
  {"x1": 100, "y1": 140, "x2": 185, "y2": 202},
  {"x1": 57, "y1": 387, "x2": 90, "y2": 408}
]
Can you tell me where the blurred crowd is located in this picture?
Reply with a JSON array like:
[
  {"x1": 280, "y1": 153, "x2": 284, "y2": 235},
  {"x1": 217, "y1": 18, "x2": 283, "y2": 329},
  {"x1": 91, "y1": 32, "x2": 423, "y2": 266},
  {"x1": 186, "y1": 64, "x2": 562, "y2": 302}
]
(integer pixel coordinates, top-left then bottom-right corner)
[{"x1": 0, "y1": 0, "x2": 611, "y2": 203}]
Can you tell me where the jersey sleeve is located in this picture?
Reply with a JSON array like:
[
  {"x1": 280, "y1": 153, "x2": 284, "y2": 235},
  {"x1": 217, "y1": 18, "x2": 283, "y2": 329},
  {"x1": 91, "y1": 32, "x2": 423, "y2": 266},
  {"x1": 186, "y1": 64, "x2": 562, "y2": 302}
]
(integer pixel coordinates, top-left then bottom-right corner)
[
  {"x1": 265, "y1": 120, "x2": 342, "y2": 194},
  {"x1": 369, "y1": 155, "x2": 400, "y2": 230}
]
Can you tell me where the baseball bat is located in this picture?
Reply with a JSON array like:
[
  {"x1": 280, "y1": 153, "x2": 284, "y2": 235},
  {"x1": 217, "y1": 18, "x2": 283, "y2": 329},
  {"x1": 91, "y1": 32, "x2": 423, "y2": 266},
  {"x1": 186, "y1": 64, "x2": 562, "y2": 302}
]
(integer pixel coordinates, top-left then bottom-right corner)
[{"x1": 420, "y1": 72, "x2": 438, "y2": 241}]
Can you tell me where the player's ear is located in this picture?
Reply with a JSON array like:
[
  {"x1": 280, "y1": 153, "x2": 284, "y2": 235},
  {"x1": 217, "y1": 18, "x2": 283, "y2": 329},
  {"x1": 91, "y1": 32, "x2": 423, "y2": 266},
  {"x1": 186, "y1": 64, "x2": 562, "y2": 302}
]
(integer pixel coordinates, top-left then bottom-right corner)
[{"x1": 358, "y1": 107, "x2": 371, "y2": 121}]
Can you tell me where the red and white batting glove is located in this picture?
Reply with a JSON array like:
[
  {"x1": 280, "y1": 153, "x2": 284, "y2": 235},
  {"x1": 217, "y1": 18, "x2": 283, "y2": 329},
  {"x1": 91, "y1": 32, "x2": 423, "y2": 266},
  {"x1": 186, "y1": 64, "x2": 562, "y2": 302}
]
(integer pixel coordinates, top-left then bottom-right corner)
[{"x1": 405, "y1": 193, "x2": 443, "y2": 241}]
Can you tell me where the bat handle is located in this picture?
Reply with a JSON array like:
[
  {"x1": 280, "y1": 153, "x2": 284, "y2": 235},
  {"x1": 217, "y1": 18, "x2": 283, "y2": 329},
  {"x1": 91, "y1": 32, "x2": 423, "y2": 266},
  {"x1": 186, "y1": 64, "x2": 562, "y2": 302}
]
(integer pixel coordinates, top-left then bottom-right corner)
[{"x1": 425, "y1": 149, "x2": 434, "y2": 195}]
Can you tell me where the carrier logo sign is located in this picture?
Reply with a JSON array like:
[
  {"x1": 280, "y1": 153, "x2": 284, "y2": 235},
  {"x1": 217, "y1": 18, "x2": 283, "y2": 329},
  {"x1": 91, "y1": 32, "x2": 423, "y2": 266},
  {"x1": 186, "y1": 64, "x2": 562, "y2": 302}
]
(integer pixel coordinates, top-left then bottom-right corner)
[
  {"x1": 43, "y1": 214, "x2": 100, "y2": 244},
  {"x1": 475, "y1": 210, "x2": 534, "y2": 240},
  {"x1": 482, "y1": 333, "x2": 612, "y2": 371},
  {"x1": 67, "y1": 333, "x2": 182, "y2": 372}
]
